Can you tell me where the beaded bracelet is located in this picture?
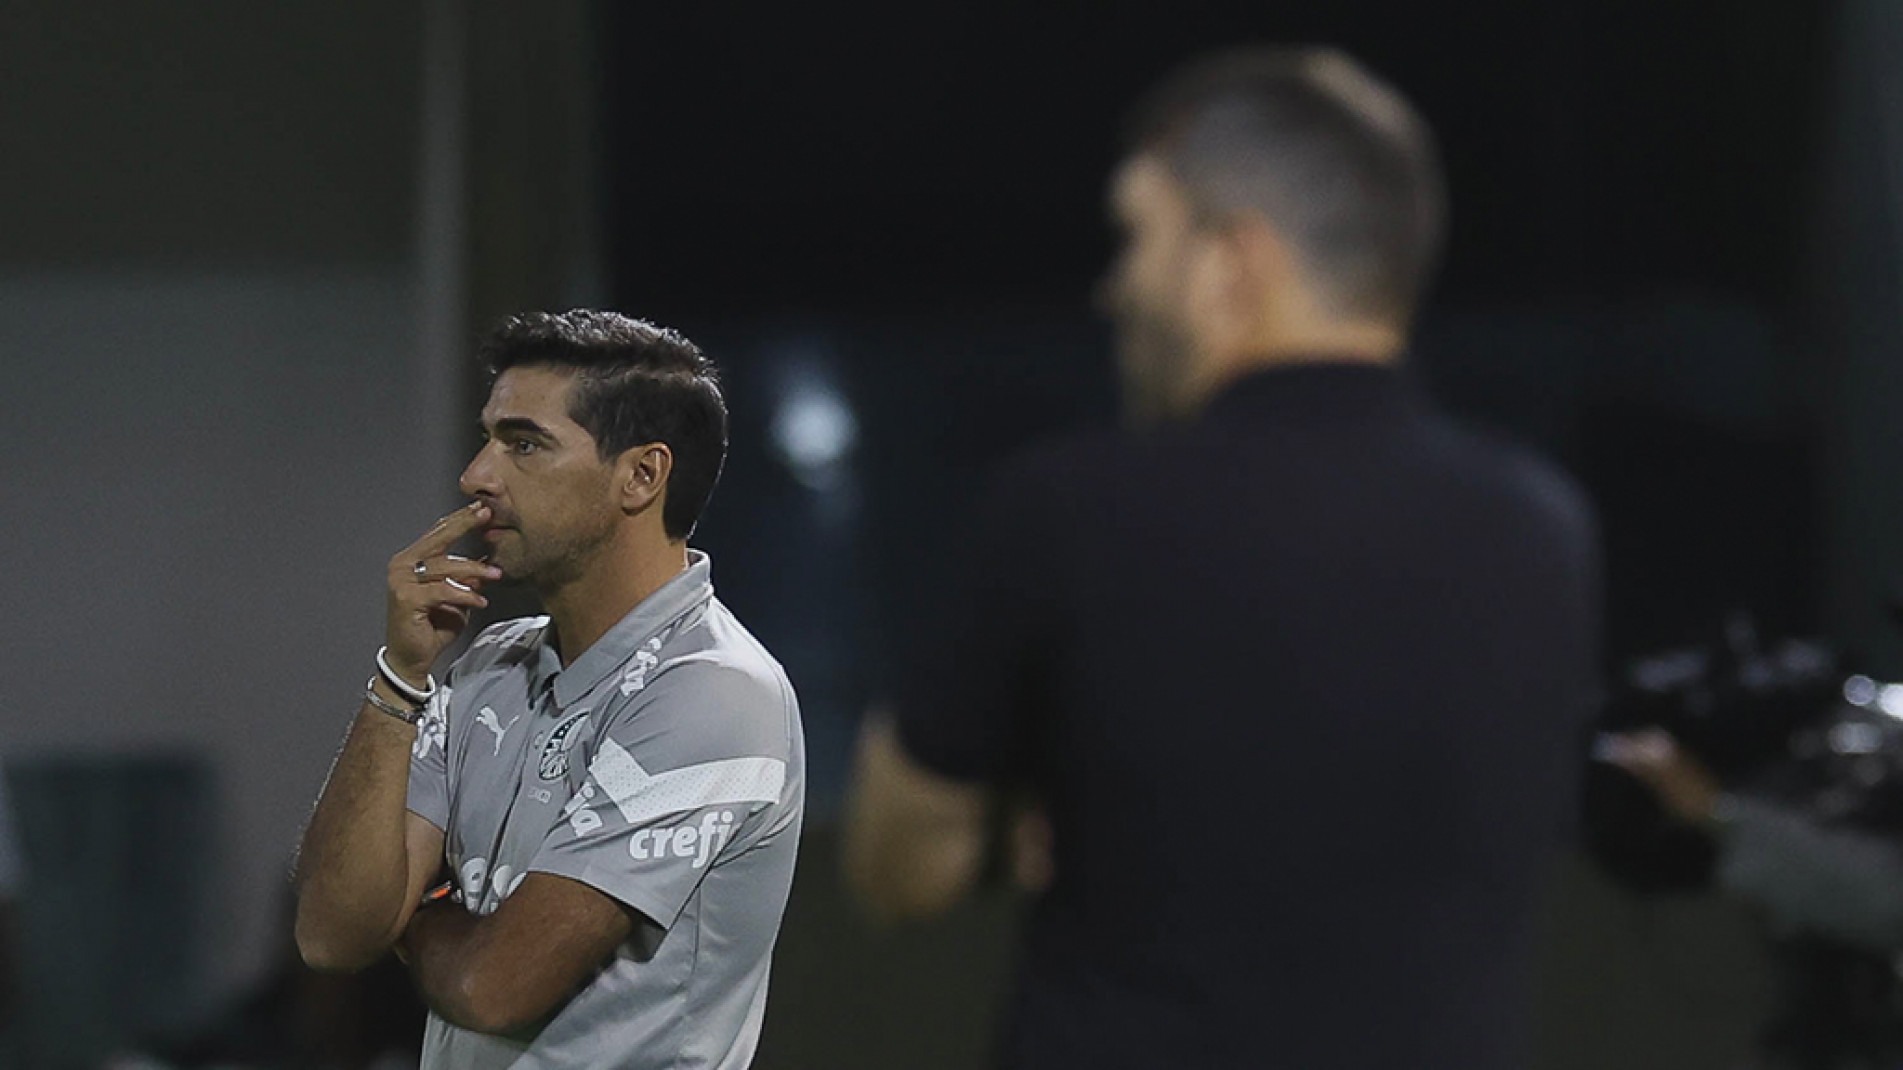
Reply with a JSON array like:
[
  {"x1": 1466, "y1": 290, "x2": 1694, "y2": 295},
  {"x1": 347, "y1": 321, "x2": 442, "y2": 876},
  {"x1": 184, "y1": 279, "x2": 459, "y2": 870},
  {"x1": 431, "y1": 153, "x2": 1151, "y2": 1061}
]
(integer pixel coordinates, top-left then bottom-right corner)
[{"x1": 364, "y1": 677, "x2": 426, "y2": 725}]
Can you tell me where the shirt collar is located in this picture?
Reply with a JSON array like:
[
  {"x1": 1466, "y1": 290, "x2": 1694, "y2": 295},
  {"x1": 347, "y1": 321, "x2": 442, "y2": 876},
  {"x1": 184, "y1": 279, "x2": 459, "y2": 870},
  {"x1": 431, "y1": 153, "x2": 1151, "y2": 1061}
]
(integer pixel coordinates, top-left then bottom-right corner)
[
  {"x1": 530, "y1": 550, "x2": 716, "y2": 710},
  {"x1": 1202, "y1": 358, "x2": 1417, "y2": 424}
]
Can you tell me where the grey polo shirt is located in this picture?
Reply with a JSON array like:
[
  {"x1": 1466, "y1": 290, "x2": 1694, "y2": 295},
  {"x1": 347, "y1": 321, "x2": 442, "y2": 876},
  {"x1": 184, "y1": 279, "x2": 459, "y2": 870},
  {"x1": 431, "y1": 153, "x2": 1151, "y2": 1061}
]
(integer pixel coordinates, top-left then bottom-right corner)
[{"x1": 406, "y1": 551, "x2": 804, "y2": 1070}]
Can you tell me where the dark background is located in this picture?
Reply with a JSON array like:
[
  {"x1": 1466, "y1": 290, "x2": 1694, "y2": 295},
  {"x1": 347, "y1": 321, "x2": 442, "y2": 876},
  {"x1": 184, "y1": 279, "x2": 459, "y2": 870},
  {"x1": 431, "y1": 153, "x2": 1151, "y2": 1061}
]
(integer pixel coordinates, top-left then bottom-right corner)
[
  {"x1": 600, "y1": 0, "x2": 1841, "y2": 804},
  {"x1": 607, "y1": 1, "x2": 1829, "y2": 313},
  {"x1": 3, "y1": 1, "x2": 1893, "y2": 1066},
  {"x1": 590, "y1": 9, "x2": 1861, "y2": 1064}
]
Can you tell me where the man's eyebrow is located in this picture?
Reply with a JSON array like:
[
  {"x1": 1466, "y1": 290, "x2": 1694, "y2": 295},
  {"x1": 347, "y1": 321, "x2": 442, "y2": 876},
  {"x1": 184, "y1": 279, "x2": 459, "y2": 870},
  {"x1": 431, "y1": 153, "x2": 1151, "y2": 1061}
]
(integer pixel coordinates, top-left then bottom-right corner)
[{"x1": 482, "y1": 416, "x2": 558, "y2": 441}]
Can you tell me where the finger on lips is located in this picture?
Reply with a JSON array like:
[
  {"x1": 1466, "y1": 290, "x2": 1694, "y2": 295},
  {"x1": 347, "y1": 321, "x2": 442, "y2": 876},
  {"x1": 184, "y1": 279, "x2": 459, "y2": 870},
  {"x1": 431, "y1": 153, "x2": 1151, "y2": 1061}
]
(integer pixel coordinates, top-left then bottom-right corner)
[{"x1": 410, "y1": 501, "x2": 493, "y2": 557}]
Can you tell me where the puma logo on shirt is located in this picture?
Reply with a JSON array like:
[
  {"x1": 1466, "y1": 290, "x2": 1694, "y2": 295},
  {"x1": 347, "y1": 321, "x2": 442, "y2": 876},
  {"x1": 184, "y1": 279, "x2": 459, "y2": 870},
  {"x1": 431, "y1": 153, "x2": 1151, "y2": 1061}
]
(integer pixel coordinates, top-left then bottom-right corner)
[{"x1": 476, "y1": 706, "x2": 519, "y2": 755}]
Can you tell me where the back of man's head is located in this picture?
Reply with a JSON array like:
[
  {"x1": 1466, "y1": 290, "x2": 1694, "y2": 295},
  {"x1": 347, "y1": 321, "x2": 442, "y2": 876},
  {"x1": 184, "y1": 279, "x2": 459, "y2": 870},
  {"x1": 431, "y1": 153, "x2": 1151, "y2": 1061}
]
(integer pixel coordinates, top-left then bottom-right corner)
[
  {"x1": 480, "y1": 309, "x2": 728, "y2": 541},
  {"x1": 1126, "y1": 46, "x2": 1446, "y2": 328}
]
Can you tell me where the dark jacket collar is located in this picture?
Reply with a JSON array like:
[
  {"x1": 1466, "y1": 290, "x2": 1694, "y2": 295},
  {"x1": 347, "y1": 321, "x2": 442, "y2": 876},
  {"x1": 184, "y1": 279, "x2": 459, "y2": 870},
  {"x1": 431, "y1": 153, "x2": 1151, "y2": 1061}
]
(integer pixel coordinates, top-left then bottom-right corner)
[{"x1": 1202, "y1": 358, "x2": 1417, "y2": 424}]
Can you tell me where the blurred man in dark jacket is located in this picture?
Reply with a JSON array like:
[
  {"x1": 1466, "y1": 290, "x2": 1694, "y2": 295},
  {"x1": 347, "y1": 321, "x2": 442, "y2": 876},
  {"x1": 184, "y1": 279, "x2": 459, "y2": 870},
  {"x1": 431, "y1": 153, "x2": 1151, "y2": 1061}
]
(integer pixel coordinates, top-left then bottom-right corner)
[{"x1": 845, "y1": 45, "x2": 1603, "y2": 1070}]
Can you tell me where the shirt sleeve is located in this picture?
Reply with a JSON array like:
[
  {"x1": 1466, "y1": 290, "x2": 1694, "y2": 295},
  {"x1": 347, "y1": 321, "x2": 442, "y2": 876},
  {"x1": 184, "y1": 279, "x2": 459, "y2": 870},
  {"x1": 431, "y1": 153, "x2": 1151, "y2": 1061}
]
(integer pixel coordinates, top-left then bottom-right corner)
[
  {"x1": 527, "y1": 666, "x2": 793, "y2": 930},
  {"x1": 405, "y1": 683, "x2": 453, "y2": 831},
  {"x1": 892, "y1": 453, "x2": 1063, "y2": 784}
]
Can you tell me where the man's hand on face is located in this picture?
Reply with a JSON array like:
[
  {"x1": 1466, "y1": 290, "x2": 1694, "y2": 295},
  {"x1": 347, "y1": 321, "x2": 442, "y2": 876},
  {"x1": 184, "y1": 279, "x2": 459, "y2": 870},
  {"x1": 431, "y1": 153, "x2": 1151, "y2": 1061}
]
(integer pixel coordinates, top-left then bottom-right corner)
[
  {"x1": 384, "y1": 501, "x2": 505, "y2": 688},
  {"x1": 1600, "y1": 728, "x2": 1725, "y2": 828}
]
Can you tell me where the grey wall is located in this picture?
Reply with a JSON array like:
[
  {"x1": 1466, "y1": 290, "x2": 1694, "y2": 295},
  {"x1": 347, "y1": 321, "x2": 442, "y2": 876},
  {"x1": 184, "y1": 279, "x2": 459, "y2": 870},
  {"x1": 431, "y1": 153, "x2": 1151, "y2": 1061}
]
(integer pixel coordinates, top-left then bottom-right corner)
[
  {"x1": 0, "y1": 2, "x2": 444, "y2": 1012},
  {"x1": 0, "y1": 272, "x2": 443, "y2": 999},
  {"x1": 1, "y1": 3, "x2": 420, "y2": 268}
]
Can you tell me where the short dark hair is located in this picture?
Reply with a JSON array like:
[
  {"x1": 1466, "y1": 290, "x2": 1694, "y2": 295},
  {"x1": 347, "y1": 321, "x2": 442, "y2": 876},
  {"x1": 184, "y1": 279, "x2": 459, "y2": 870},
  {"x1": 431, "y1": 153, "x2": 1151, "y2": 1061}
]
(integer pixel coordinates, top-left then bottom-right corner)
[
  {"x1": 1125, "y1": 46, "x2": 1446, "y2": 325},
  {"x1": 480, "y1": 309, "x2": 728, "y2": 541}
]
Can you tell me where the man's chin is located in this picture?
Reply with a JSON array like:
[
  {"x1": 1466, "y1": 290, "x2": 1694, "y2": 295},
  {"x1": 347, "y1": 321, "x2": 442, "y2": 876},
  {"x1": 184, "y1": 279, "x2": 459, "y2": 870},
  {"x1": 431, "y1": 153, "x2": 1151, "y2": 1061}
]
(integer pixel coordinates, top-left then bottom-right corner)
[
  {"x1": 482, "y1": 546, "x2": 526, "y2": 583},
  {"x1": 1113, "y1": 322, "x2": 1193, "y2": 428},
  {"x1": 1116, "y1": 355, "x2": 1179, "y2": 429}
]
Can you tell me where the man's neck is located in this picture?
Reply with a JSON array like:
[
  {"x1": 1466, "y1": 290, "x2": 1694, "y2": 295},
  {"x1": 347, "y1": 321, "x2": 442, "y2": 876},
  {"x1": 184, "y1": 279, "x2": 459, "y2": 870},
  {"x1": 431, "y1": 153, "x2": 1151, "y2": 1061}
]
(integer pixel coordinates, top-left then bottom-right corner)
[
  {"x1": 1193, "y1": 321, "x2": 1404, "y2": 413},
  {"x1": 541, "y1": 538, "x2": 691, "y2": 667}
]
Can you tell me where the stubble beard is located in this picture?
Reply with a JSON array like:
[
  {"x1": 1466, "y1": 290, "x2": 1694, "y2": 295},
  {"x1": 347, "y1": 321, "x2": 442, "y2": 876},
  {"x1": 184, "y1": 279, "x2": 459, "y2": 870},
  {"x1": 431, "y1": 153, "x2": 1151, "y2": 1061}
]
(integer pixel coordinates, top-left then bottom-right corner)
[{"x1": 498, "y1": 511, "x2": 618, "y2": 595}]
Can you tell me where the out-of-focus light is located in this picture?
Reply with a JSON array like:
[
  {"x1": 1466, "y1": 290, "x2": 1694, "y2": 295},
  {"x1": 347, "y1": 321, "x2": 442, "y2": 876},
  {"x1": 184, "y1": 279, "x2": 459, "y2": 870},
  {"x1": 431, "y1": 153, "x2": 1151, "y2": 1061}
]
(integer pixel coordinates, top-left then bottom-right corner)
[
  {"x1": 1845, "y1": 675, "x2": 1879, "y2": 707},
  {"x1": 1829, "y1": 721, "x2": 1884, "y2": 755},
  {"x1": 1629, "y1": 651, "x2": 1705, "y2": 693},
  {"x1": 1877, "y1": 684, "x2": 1903, "y2": 719},
  {"x1": 770, "y1": 380, "x2": 858, "y2": 491}
]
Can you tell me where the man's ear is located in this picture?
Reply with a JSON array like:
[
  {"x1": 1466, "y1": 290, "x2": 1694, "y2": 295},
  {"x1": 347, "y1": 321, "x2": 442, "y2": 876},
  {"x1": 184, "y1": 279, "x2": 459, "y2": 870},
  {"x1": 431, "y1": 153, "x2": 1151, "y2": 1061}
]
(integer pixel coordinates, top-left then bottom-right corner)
[
  {"x1": 1180, "y1": 219, "x2": 1260, "y2": 361},
  {"x1": 616, "y1": 443, "x2": 673, "y2": 516},
  {"x1": 1226, "y1": 213, "x2": 1298, "y2": 314},
  {"x1": 1238, "y1": 213, "x2": 1322, "y2": 330}
]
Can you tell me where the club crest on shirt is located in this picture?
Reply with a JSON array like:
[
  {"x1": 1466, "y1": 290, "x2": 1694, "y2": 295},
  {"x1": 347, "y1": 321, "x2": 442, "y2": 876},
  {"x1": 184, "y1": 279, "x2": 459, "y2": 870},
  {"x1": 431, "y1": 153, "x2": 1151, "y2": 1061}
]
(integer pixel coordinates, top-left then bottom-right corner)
[{"x1": 538, "y1": 708, "x2": 591, "y2": 781}]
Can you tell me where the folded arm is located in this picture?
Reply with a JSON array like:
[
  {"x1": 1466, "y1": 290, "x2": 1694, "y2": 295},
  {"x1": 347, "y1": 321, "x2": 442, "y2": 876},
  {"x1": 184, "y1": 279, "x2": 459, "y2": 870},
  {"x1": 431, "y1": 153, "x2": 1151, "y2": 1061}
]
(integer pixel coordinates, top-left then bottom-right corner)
[
  {"x1": 294, "y1": 702, "x2": 447, "y2": 971},
  {"x1": 400, "y1": 872, "x2": 637, "y2": 1035},
  {"x1": 295, "y1": 502, "x2": 500, "y2": 971}
]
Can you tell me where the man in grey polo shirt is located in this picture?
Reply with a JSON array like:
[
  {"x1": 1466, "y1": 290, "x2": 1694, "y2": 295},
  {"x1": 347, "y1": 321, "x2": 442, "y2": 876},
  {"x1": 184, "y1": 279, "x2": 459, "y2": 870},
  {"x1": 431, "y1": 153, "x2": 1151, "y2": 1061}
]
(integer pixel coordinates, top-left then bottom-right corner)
[{"x1": 295, "y1": 310, "x2": 804, "y2": 1069}]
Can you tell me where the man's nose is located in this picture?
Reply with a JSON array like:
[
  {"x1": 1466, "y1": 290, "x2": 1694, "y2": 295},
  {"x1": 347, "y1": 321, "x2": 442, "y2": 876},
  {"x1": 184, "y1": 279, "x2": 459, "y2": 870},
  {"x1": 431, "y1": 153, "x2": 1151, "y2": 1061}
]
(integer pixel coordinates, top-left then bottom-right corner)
[{"x1": 459, "y1": 445, "x2": 497, "y2": 499}]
